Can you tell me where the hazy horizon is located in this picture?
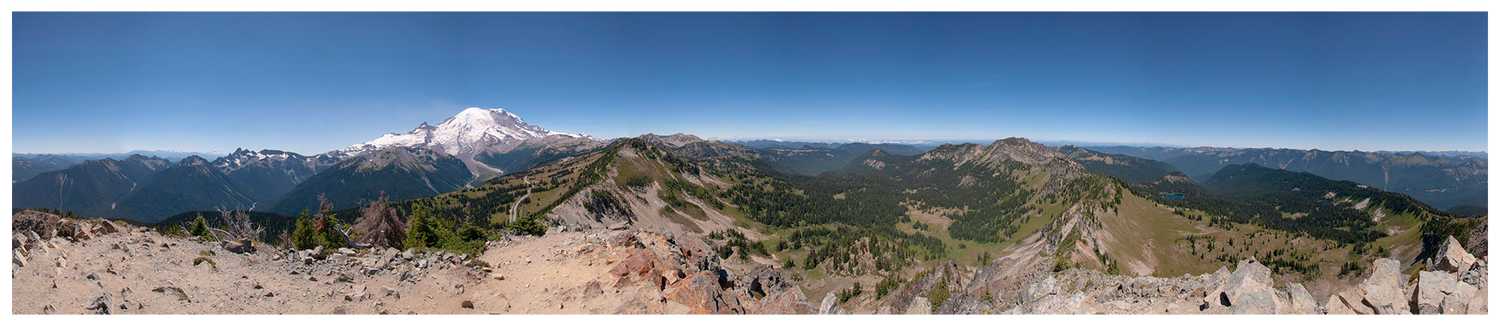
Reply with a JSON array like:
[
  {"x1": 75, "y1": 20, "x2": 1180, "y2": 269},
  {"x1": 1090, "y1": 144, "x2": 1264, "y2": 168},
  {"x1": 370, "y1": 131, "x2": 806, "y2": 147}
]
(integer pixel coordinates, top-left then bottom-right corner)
[{"x1": 15, "y1": 13, "x2": 1488, "y2": 154}]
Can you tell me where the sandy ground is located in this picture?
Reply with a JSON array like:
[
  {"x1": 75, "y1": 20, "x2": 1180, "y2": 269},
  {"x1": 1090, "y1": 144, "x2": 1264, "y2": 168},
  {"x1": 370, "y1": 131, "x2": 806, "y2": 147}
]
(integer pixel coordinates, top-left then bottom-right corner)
[{"x1": 12, "y1": 223, "x2": 686, "y2": 314}]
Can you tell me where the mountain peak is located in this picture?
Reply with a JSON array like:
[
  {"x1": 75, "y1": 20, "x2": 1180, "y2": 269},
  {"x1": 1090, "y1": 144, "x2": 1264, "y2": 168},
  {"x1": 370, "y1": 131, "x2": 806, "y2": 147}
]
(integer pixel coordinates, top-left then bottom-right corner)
[
  {"x1": 641, "y1": 133, "x2": 705, "y2": 148},
  {"x1": 345, "y1": 106, "x2": 586, "y2": 158},
  {"x1": 179, "y1": 155, "x2": 211, "y2": 166}
]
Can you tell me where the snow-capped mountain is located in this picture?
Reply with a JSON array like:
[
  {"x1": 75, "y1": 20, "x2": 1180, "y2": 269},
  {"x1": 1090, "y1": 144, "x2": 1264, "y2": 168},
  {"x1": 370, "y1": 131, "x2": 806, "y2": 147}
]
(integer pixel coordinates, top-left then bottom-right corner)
[
  {"x1": 343, "y1": 107, "x2": 587, "y2": 157},
  {"x1": 334, "y1": 107, "x2": 601, "y2": 179},
  {"x1": 210, "y1": 148, "x2": 324, "y2": 203},
  {"x1": 213, "y1": 148, "x2": 321, "y2": 173}
]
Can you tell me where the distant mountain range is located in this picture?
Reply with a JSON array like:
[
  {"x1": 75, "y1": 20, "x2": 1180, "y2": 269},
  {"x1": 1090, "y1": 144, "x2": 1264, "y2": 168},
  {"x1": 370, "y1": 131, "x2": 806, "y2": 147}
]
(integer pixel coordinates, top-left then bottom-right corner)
[
  {"x1": 12, "y1": 150, "x2": 219, "y2": 182},
  {"x1": 1087, "y1": 145, "x2": 1487, "y2": 210},
  {"x1": 10, "y1": 107, "x2": 1487, "y2": 226},
  {"x1": 269, "y1": 146, "x2": 473, "y2": 215},
  {"x1": 11, "y1": 107, "x2": 600, "y2": 222}
]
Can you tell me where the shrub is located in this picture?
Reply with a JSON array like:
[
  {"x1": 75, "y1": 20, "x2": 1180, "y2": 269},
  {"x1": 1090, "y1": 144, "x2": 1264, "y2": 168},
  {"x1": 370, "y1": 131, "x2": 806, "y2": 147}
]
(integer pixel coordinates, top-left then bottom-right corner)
[
  {"x1": 316, "y1": 212, "x2": 346, "y2": 248},
  {"x1": 837, "y1": 282, "x2": 863, "y2": 303},
  {"x1": 929, "y1": 276, "x2": 950, "y2": 311},
  {"x1": 290, "y1": 210, "x2": 320, "y2": 250},
  {"x1": 187, "y1": 214, "x2": 216, "y2": 241},
  {"x1": 623, "y1": 175, "x2": 652, "y2": 189},
  {"x1": 403, "y1": 202, "x2": 441, "y2": 250},
  {"x1": 403, "y1": 202, "x2": 491, "y2": 255},
  {"x1": 876, "y1": 275, "x2": 902, "y2": 299},
  {"x1": 506, "y1": 215, "x2": 548, "y2": 236},
  {"x1": 161, "y1": 224, "x2": 187, "y2": 237}
]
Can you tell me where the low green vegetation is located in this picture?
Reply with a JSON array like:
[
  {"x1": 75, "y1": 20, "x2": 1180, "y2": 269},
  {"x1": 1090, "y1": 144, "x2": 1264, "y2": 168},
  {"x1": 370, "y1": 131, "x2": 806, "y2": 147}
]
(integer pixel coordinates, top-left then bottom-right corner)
[
  {"x1": 928, "y1": 273, "x2": 951, "y2": 311},
  {"x1": 402, "y1": 202, "x2": 490, "y2": 255},
  {"x1": 875, "y1": 275, "x2": 903, "y2": 299},
  {"x1": 836, "y1": 282, "x2": 863, "y2": 303},
  {"x1": 186, "y1": 214, "x2": 216, "y2": 241},
  {"x1": 289, "y1": 208, "x2": 346, "y2": 250}
]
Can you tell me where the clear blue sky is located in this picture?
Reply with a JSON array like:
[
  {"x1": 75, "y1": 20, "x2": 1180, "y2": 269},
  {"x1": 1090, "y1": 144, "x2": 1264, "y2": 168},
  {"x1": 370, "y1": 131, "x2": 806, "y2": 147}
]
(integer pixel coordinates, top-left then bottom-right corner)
[{"x1": 14, "y1": 12, "x2": 1487, "y2": 154}]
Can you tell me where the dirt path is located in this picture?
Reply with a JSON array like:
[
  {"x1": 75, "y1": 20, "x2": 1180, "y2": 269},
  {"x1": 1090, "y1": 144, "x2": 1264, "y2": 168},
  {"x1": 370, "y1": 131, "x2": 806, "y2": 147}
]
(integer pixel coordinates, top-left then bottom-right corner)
[{"x1": 511, "y1": 175, "x2": 532, "y2": 224}]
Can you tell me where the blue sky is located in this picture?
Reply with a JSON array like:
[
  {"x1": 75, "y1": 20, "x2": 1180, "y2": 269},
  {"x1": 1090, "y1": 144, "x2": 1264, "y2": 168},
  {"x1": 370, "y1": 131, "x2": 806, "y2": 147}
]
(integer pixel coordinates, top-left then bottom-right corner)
[{"x1": 13, "y1": 12, "x2": 1487, "y2": 154}]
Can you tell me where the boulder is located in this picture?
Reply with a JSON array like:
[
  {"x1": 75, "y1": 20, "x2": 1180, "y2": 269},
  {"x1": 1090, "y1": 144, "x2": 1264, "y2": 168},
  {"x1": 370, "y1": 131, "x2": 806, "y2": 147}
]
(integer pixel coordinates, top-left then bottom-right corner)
[
  {"x1": 818, "y1": 291, "x2": 840, "y2": 314},
  {"x1": 1441, "y1": 280, "x2": 1477, "y2": 314},
  {"x1": 1216, "y1": 259, "x2": 1280, "y2": 314},
  {"x1": 86, "y1": 293, "x2": 112, "y2": 314},
  {"x1": 1326, "y1": 288, "x2": 1373, "y2": 315},
  {"x1": 96, "y1": 220, "x2": 121, "y2": 235},
  {"x1": 1359, "y1": 258, "x2": 1410, "y2": 314},
  {"x1": 1459, "y1": 259, "x2": 1487, "y2": 287},
  {"x1": 1434, "y1": 236, "x2": 1477, "y2": 274},
  {"x1": 608, "y1": 248, "x2": 660, "y2": 285},
  {"x1": 664, "y1": 271, "x2": 743, "y2": 314},
  {"x1": 14, "y1": 232, "x2": 28, "y2": 252},
  {"x1": 583, "y1": 280, "x2": 605, "y2": 296},
  {"x1": 13, "y1": 210, "x2": 61, "y2": 239},
  {"x1": 753, "y1": 286, "x2": 815, "y2": 314},
  {"x1": 57, "y1": 219, "x2": 93, "y2": 241},
  {"x1": 152, "y1": 286, "x2": 191, "y2": 302},
  {"x1": 223, "y1": 240, "x2": 255, "y2": 254},
  {"x1": 345, "y1": 285, "x2": 371, "y2": 302},
  {"x1": 1465, "y1": 284, "x2": 1487, "y2": 314},
  {"x1": 13, "y1": 249, "x2": 27, "y2": 268},
  {"x1": 1285, "y1": 283, "x2": 1318, "y2": 314},
  {"x1": 1414, "y1": 270, "x2": 1457, "y2": 314}
]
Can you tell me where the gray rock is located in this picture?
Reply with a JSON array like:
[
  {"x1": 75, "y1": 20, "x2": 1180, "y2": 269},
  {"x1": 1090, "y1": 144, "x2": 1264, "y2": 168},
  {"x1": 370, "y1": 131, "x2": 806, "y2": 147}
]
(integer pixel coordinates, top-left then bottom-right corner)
[
  {"x1": 1435, "y1": 236, "x2": 1477, "y2": 274},
  {"x1": 152, "y1": 286, "x2": 191, "y2": 302},
  {"x1": 223, "y1": 240, "x2": 255, "y2": 254},
  {"x1": 818, "y1": 291, "x2": 840, "y2": 314},
  {"x1": 1221, "y1": 259, "x2": 1279, "y2": 314},
  {"x1": 1360, "y1": 258, "x2": 1410, "y2": 314},
  {"x1": 1459, "y1": 259, "x2": 1487, "y2": 287},
  {"x1": 85, "y1": 294, "x2": 112, "y2": 314},
  {"x1": 1326, "y1": 288, "x2": 1371, "y2": 315},
  {"x1": 1441, "y1": 280, "x2": 1477, "y2": 314},
  {"x1": 13, "y1": 232, "x2": 26, "y2": 252},
  {"x1": 13, "y1": 249, "x2": 27, "y2": 268},
  {"x1": 1285, "y1": 283, "x2": 1318, "y2": 314},
  {"x1": 1415, "y1": 270, "x2": 1457, "y2": 314},
  {"x1": 1465, "y1": 284, "x2": 1487, "y2": 314}
]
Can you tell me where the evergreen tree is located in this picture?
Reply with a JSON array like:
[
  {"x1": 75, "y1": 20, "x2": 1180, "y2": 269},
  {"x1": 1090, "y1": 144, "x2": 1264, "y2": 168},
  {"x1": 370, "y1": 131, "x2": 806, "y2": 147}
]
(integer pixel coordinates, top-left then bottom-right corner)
[{"x1": 290, "y1": 209, "x2": 319, "y2": 250}]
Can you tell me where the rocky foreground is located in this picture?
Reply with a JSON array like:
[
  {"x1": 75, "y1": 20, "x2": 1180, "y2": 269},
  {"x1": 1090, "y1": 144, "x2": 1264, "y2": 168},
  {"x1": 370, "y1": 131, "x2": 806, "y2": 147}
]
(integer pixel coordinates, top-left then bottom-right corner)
[
  {"x1": 1005, "y1": 249, "x2": 1486, "y2": 314},
  {"x1": 12, "y1": 211, "x2": 808, "y2": 314},
  {"x1": 10, "y1": 210, "x2": 1489, "y2": 314}
]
